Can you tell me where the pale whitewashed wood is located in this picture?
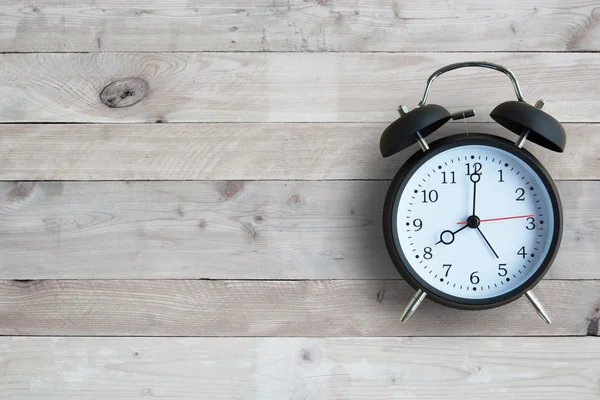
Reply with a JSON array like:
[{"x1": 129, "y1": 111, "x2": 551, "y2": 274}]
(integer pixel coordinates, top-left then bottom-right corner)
[
  {"x1": 0, "y1": 280, "x2": 597, "y2": 336},
  {"x1": 1, "y1": 52, "x2": 598, "y2": 123},
  {"x1": 1, "y1": 337, "x2": 599, "y2": 399},
  {"x1": 0, "y1": 122, "x2": 595, "y2": 180},
  {"x1": 0, "y1": 181, "x2": 596, "y2": 280},
  {"x1": 2, "y1": 1, "x2": 600, "y2": 52}
]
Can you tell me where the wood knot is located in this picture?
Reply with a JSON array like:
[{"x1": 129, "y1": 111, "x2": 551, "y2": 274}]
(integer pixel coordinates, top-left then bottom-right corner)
[
  {"x1": 376, "y1": 288, "x2": 387, "y2": 303},
  {"x1": 297, "y1": 346, "x2": 321, "y2": 366},
  {"x1": 253, "y1": 215, "x2": 264, "y2": 223},
  {"x1": 589, "y1": 316, "x2": 600, "y2": 336},
  {"x1": 100, "y1": 77, "x2": 148, "y2": 108},
  {"x1": 299, "y1": 348, "x2": 314, "y2": 364},
  {"x1": 9, "y1": 182, "x2": 35, "y2": 199},
  {"x1": 332, "y1": 11, "x2": 343, "y2": 24},
  {"x1": 286, "y1": 194, "x2": 300, "y2": 205},
  {"x1": 223, "y1": 181, "x2": 244, "y2": 199},
  {"x1": 242, "y1": 222, "x2": 258, "y2": 240}
]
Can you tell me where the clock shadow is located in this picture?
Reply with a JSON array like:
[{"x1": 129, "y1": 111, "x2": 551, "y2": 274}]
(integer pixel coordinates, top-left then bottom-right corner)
[{"x1": 351, "y1": 181, "x2": 400, "y2": 280}]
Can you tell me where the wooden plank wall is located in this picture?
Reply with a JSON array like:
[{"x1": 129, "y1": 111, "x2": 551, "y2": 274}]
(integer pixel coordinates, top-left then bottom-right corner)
[{"x1": 1, "y1": 1, "x2": 599, "y2": 399}]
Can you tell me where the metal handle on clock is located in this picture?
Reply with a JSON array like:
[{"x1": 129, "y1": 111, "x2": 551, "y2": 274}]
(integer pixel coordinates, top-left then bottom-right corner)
[{"x1": 418, "y1": 61, "x2": 526, "y2": 107}]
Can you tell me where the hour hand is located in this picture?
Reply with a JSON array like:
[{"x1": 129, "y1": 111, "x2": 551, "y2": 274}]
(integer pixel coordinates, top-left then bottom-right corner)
[{"x1": 435, "y1": 224, "x2": 468, "y2": 245}]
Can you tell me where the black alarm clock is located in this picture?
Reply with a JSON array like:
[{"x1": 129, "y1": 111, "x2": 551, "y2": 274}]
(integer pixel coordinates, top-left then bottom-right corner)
[{"x1": 380, "y1": 62, "x2": 566, "y2": 324}]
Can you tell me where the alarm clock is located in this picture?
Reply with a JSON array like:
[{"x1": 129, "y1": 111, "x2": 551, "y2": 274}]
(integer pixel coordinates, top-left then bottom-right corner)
[{"x1": 380, "y1": 62, "x2": 566, "y2": 324}]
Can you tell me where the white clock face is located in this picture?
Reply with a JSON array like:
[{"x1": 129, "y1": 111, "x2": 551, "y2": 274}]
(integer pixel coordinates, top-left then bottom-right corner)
[{"x1": 394, "y1": 143, "x2": 556, "y2": 300}]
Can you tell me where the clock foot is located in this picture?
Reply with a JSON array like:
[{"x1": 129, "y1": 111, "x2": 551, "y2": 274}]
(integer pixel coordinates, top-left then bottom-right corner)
[
  {"x1": 400, "y1": 289, "x2": 427, "y2": 323},
  {"x1": 524, "y1": 290, "x2": 552, "y2": 324}
]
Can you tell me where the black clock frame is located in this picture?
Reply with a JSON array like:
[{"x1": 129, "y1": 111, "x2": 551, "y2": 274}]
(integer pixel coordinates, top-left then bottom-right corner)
[{"x1": 382, "y1": 133, "x2": 563, "y2": 310}]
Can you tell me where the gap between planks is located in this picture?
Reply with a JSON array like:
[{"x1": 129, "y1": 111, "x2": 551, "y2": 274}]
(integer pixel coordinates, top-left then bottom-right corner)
[{"x1": 4, "y1": 51, "x2": 600, "y2": 54}]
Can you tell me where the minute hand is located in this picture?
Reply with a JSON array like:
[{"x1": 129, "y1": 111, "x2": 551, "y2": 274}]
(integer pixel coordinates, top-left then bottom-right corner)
[
  {"x1": 471, "y1": 175, "x2": 477, "y2": 215},
  {"x1": 476, "y1": 226, "x2": 499, "y2": 259}
]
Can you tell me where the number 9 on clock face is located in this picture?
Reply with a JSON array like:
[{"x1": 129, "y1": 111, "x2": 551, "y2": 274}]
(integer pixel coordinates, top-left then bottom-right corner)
[{"x1": 383, "y1": 135, "x2": 562, "y2": 309}]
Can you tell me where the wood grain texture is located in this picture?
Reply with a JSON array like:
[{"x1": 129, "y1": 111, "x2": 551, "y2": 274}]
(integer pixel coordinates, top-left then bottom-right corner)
[
  {"x1": 1, "y1": 337, "x2": 599, "y2": 399},
  {"x1": 0, "y1": 181, "x2": 597, "y2": 280},
  {"x1": 2, "y1": 1, "x2": 600, "y2": 52},
  {"x1": 0, "y1": 280, "x2": 598, "y2": 336},
  {"x1": 0, "y1": 122, "x2": 596, "y2": 180},
  {"x1": 1, "y1": 52, "x2": 599, "y2": 123}
]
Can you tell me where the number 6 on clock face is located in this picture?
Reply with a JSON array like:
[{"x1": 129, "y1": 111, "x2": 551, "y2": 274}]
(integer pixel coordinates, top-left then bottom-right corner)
[{"x1": 383, "y1": 134, "x2": 562, "y2": 309}]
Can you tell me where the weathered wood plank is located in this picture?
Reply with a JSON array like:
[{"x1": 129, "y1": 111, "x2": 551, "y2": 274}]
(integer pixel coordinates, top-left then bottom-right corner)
[
  {"x1": 1, "y1": 337, "x2": 599, "y2": 399},
  {"x1": 1, "y1": 52, "x2": 598, "y2": 123},
  {"x1": 0, "y1": 181, "x2": 596, "y2": 280},
  {"x1": 2, "y1": 1, "x2": 599, "y2": 52},
  {"x1": 0, "y1": 122, "x2": 595, "y2": 180},
  {"x1": 0, "y1": 280, "x2": 597, "y2": 336}
]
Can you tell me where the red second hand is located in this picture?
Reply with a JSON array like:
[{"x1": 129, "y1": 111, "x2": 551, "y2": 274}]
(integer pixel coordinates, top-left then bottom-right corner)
[{"x1": 457, "y1": 214, "x2": 535, "y2": 225}]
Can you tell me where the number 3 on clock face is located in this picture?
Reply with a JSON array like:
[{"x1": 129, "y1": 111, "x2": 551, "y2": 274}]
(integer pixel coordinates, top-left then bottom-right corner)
[{"x1": 383, "y1": 134, "x2": 562, "y2": 309}]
